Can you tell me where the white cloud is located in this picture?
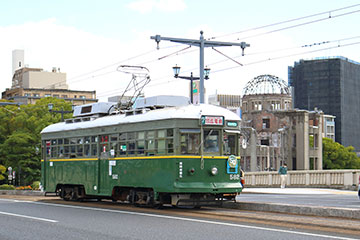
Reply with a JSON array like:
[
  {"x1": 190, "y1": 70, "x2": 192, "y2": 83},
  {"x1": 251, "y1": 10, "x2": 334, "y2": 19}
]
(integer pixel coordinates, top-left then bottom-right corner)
[{"x1": 127, "y1": 0, "x2": 186, "y2": 14}]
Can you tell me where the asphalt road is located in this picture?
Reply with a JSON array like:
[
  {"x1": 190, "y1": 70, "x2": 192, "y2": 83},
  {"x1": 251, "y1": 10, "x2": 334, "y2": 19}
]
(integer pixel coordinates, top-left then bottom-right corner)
[
  {"x1": 238, "y1": 188, "x2": 360, "y2": 209},
  {"x1": 0, "y1": 198, "x2": 359, "y2": 240}
]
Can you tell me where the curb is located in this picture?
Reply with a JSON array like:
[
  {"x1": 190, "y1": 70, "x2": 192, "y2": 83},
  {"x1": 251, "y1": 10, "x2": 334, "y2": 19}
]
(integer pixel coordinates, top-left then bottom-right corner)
[
  {"x1": 223, "y1": 201, "x2": 360, "y2": 220},
  {"x1": 0, "y1": 190, "x2": 45, "y2": 196}
]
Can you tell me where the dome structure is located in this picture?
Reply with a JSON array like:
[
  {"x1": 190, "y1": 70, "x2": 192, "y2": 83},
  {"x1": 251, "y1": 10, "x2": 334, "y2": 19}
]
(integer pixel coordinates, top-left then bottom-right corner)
[{"x1": 243, "y1": 74, "x2": 290, "y2": 96}]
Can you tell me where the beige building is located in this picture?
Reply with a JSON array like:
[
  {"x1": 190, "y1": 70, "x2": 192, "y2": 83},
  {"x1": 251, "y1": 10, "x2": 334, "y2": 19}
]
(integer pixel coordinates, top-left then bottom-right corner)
[
  {"x1": 2, "y1": 50, "x2": 97, "y2": 105},
  {"x1": 11, "y1": 67, "x2": 68, "y2": 89},
  {"x1": 2, "y1": 87, "x2": 96, "y2": 105},
  {"x1": 208, "y1": 93, "x2": 241, "y2": 116}
]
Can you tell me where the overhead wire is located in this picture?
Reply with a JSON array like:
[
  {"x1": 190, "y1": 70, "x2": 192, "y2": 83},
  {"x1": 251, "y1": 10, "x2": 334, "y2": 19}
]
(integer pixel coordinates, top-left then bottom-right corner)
[
  {"x1": 59, "y1": 4, "x2": 360, "y2": 98},
  {"x1": 236, "y1": 9, "x2": 360, "y2": 41},
  {"x1": 209, "y1": 4, "x2": 360, "y2": 40},
  {"x1": 211, "y1": 41, "x2": 360, "y2": 74},
  {"x1": 67, "y1": 5, "x2": 360, "y2": 92},
  {"x1": 98, "y1": 40, "x2": 360, "y2": 98}
]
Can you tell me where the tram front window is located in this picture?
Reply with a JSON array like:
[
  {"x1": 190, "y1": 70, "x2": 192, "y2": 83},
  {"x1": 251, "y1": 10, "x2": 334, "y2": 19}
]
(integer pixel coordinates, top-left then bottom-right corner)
[{"x1": 204, "y1": 130, "x2": 219, "y2": 153}]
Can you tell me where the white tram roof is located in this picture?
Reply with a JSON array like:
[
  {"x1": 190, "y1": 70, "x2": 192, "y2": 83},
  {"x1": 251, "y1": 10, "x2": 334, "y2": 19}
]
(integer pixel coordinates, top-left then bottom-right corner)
[{"x1": 41, "y1": 104, "x2": 240, "y2": 134}]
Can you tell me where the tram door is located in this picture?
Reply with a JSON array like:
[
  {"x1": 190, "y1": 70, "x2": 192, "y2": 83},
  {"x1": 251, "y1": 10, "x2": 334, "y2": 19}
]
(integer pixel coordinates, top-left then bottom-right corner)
[
  {"x1": 98, "y1": 136, "x2": 111, "y2": 194},
  {"x1": 42, "y1": 142, "x2": 47, "y2": 190}
]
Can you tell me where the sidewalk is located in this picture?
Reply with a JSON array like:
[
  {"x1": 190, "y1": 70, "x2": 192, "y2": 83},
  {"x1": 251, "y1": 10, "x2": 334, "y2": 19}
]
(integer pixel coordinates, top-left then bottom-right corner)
[
  {"x1": 242, "y1": 187, "x2": 358, "y2": 195},
  {"x1": 229, "y1": 187, "x2": 360, "y2": 220}
]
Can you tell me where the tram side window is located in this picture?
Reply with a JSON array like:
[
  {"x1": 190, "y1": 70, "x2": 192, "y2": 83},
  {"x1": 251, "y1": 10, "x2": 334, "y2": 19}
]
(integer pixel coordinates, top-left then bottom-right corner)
[
  {"x1": 158, "y1": 129, "x2": 174, "y2": 154},
  {"x1": 109, "y1": 134, "x2": 118, "y2": 157},
  {"x1": 100, "y1": 135, "x2": 109, "y2": 156},
  {"x1": 119, "y1": 132, "x2": 127, "y2": 155},
  {"x1": 91, "y1": 143, "x2": 97, "y2": 156},
  {"x1": 136, "y1": 132, "x2": 145, "y2": 155},
  {"x1": 157, "y1": 130, "x2": 166, "y2": 154},
  {"x1": 146, "y1": 130, "x2": 156, "y2": 156},
  {"x1": 223, "y1": 134, "x2": 237, "y2": 155},
  {"x1": 204, "y1": 130, "x2": 220, "y2": 154},
  {"x1": 45, "y1": 141, "x2": 51, "y2": 158},
  {"x1": 180, "y1": 130, "x2": 200, "y2": 155}
]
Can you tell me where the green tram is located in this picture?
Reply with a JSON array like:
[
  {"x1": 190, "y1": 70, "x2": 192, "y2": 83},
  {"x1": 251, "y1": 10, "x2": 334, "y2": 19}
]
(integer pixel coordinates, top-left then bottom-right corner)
[{"x1": 41, "y1": 102, "x2": 244, "y2": 207}]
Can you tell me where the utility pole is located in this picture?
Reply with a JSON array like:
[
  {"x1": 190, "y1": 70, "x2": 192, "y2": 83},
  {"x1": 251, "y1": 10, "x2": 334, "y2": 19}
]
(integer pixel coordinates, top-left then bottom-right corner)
[{"x1": 151, "y1": 31, "x2": 250, "y2": 103}]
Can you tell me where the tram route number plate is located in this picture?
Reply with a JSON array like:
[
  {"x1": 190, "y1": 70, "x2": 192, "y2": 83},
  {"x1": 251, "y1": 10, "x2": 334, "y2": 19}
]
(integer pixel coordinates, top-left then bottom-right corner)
[{"x1": 230, "y1": 174, "x2": 240, "y2": 180}]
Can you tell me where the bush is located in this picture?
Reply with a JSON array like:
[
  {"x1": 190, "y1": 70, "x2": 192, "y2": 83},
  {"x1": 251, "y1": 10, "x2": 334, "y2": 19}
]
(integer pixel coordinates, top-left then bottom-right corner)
[
  {"x1": 31, "y1": 181, "x2": 40, "y2": 190},
  {"x1": 0, "y1": 184, "x2": 16, "y2": 190}
]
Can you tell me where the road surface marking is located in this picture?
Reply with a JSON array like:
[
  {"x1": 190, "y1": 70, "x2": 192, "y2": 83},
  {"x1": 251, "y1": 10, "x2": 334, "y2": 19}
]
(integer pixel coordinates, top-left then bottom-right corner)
[
  {"x1": 0, "y1": 210, "x2": 58, "y2": 223},
  {"x1": 7, "y1": 199, "x2": 356, "y2": 240}
]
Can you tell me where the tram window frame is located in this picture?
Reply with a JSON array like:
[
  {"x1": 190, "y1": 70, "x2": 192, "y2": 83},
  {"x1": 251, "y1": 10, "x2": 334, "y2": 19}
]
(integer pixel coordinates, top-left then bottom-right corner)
[
  {"x1": 51, "y1": 146, "x2": 57, "y2": 158},
  {"x1": 136, "y1": 132, "x2": 145, "y2": 155},
  {"x1": 157, "y1": 130, "x2": 166, "y2": 154},
  {"x1": 223, "y1": 132, "x2": 238, "y2": 156},
  {"x1": 180, "y1": 129, "x2": 201, "y2": 155},
  {"x1": 145, "y1": 130, "x2": 156, "y2": 156}
]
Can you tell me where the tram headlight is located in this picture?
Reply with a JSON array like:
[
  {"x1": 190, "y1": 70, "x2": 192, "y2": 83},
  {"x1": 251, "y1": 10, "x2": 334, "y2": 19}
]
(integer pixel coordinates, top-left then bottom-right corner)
[{"x1": 211, "y1": 167, "x2": 218, "y2": 176}]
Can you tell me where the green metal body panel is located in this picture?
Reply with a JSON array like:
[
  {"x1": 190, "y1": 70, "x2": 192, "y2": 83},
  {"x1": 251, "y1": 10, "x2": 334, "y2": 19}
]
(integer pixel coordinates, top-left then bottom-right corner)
[{"x1": 42, "y1": 156, "x2": 242, "y2": 196}]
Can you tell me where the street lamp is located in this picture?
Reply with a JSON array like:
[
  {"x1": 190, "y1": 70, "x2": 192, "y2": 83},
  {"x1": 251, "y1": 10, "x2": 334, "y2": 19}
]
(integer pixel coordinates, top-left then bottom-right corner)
[
  {"x1": 172, "y1": 65, "x2": 210, "y2": 104},
  {"x1": 48, "y1": 103, "x2": 74, "y2": 122}
]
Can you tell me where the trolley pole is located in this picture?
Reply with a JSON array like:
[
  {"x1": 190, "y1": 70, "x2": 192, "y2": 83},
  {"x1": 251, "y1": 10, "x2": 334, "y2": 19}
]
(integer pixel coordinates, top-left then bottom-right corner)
[{"x1": 151, "y1": 31, "x2": 250, "y2": 103}]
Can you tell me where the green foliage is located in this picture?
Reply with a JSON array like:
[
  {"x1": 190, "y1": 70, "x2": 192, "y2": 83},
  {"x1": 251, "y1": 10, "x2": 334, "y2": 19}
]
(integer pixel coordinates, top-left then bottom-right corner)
[
  {"x1": 31, "y1": 181, "x2": 40, "y2": 190},
  {"x1": 0, "y1": 184, "x2": 16, "y2": 190},
  {"x1": 0, "y1": 98, "x2": 73, "y2": 185},
  {"x1": 322, "y1": 138, "x2": 360, "y2": 169},
  {"x1": 0, "y1": 165, "x2": 5, "y2": 181}
]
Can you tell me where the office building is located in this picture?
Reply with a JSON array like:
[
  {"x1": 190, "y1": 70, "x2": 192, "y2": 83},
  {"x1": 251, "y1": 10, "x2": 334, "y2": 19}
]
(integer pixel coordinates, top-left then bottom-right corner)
[{"x1": 289, "y1": 57, "x2": 360, "y2": 153}]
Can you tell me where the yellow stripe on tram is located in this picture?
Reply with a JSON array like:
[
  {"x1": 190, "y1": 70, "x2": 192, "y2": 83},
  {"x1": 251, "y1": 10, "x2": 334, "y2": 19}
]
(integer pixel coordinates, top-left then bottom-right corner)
[{"x1": 42, "y1": 155, "x2": 240, "y2": 162}]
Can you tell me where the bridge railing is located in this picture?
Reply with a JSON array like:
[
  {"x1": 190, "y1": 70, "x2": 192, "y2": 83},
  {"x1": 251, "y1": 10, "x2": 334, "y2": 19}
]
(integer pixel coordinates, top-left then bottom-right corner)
[{"x1": 244, "y1": 169, "x2": 360, "y2": 190}]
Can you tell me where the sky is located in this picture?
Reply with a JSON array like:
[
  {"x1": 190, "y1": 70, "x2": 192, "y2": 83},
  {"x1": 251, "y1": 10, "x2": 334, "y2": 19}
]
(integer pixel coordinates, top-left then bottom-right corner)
[{"x1": 1, "y1": 0, "x2": 360, "y2": 102}]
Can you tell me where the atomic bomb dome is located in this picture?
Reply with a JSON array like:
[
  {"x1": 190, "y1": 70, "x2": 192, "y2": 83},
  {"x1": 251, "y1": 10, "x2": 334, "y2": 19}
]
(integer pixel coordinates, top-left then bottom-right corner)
[
  {"x1": 243, "y1": 74, "x2": 290, "y2": 96},
  {"x1": 241, "y1": 75, "x2": 292, "y2": 113}
]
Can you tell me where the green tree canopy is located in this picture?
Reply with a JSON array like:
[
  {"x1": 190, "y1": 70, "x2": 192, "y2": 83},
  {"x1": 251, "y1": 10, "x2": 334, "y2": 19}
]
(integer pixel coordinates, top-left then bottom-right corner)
[
  {"x1": 322, "y1": 137, "x2": 360, "y2": 169},
  {"x1": 0, "y1": 98, "x2": 73, "y2": 185}
]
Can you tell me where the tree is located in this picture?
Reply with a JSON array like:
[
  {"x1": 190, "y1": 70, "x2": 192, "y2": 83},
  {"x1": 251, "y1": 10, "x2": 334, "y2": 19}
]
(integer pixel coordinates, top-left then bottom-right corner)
[
  {"x1": 322, "y1": 137, "x2": 360, "y2": 169},
  {"x1": 0, "y1": 98, "x2": 73, "y2": 185}
]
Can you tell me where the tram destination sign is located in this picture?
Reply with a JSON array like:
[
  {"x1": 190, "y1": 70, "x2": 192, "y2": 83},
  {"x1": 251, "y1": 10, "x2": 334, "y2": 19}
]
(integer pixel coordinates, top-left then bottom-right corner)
[{"x1": 201, "y1": 115, "x2": 224, "y2": 126}]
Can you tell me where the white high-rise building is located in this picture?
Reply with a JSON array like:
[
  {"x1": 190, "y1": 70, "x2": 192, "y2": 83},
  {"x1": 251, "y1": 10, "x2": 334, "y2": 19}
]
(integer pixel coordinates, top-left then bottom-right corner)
[{"x1": 12, "y1": 49, "x2": 24, "y2": 76}]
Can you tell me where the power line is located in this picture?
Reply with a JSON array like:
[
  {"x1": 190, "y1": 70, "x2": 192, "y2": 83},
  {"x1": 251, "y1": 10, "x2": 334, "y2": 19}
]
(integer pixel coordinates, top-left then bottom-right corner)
[
  {"x1": 212, "y1": 41, "x2": 360, "y2": 74},
  {"x1": 44, "y1": 6, "x2": 360, "y2": 91},
  {"x1": 209, "y1": 4, "x2": 360, "y2": 40},
  {"x1": 97, "y1": 41, "x2": 360, "y2": 98},
  {"x1": 236, "y1": 9, "x2": 360, "y2": 41}
]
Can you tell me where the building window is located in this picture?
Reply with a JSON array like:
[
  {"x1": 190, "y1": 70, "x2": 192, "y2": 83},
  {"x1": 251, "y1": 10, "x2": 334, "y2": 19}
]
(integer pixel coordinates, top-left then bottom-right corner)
[
  {"x1": 262, "y1": 119, "x2": 270, "y2": 129},
  {"x1": 80, "y1": 95, "x2": 86, "y2": 99},
  {"x1": 261, "y1": 139, "x2": 269, "y2": 146},
  {"x1": 255, "y1": 101, "x2": 262, "y2": 111},
  {"x1": 53, "y1": 94, "x2": 59, "y2": 98},
  {"x1": 244, "y1": 102, "x2": 248, "y2": 112},
  {"x1": 44, "y1": 94, "x2": 51, "y2": 97},
  {"x1": 24, "y1": 93, "x2": 30, "y2": 97},
  {"x1": 62, "y1": 95, "x2": 68, "y2": 98},
  {"x1": 33, "y1": 93, "x2": 40, "y2": 97},
  {"x1": 271, "y1": 101, "x2": 280, "y2": 110}
]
